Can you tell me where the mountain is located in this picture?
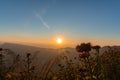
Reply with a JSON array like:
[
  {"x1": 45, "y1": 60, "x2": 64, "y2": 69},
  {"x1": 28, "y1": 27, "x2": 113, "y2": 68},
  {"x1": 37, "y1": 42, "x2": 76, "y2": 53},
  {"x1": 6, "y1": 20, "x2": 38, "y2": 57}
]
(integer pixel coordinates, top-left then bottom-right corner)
[
  {"x1": 0, "y1": 42, "x2": 120, "y2": 72},
  {"x1": 1, "y1": 43, "x2": 120, "y2": 62},
  {"x1": 0, "y1": 43, "x2": 58, "y2": 64},
  {"x1": 0, "y1": 43, "x2": 78, "y2": 72}
]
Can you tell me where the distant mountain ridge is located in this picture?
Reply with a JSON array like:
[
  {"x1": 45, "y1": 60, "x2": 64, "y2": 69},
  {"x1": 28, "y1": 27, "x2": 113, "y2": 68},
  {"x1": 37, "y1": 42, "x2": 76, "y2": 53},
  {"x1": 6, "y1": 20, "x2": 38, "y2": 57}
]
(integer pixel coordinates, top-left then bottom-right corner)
[
  {"x1": 0, "y1": 42, "x2": 120, "y2": 73},
  {"x1": 0, "y1": 42, "x2": 78, "y2": 73},
  {"x1": 1, "y1": 42, "x2": 120, "y2": 54},
  {"x1": 1, "y1": 42, "x2": 120, "y2": 57}
]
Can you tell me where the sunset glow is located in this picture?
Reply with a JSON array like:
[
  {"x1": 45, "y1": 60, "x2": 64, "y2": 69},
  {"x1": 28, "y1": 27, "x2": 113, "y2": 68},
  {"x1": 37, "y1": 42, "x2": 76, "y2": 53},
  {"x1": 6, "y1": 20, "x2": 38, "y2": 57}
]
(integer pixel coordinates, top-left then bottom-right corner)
[
  {"x1": 57, "y1": 38, "x2": 62, "y2": 44},
  {"x1": 0, "y1": 0, "x2": 120, "y2": 48},
  {"x1": 0, "y1": 1, "x2": 120, "y2": 79}
]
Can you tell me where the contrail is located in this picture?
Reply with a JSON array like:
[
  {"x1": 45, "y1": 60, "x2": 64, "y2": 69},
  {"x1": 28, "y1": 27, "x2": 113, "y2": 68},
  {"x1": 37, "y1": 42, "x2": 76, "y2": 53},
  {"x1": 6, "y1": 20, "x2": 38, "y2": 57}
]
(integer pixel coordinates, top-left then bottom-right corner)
[{"x1": 35, "y1": 12, "x2": 50, "y2": 29}]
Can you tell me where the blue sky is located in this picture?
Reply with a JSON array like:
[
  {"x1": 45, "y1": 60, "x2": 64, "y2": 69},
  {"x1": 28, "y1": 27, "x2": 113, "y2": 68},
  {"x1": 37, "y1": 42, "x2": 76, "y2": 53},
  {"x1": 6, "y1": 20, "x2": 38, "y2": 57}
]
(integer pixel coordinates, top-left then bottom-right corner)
[{"x1": 0, "y1": 0, "x2": 120, "y2": 47}]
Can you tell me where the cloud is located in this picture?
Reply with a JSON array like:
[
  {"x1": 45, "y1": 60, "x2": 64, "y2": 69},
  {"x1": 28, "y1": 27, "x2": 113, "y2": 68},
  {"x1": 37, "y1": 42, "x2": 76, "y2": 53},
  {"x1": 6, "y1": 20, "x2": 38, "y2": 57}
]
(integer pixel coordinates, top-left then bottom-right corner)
[{"x1": 34, "y1": 12, "x2": 50, "y2": 29}]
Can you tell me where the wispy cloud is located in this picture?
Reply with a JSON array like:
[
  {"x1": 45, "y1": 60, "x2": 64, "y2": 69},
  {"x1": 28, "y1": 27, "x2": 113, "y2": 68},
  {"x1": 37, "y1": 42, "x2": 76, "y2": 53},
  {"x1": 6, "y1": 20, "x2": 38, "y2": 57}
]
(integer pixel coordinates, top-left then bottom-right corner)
[{"x1": 34, "y1": 12, "x2": 50, "y2": 29}]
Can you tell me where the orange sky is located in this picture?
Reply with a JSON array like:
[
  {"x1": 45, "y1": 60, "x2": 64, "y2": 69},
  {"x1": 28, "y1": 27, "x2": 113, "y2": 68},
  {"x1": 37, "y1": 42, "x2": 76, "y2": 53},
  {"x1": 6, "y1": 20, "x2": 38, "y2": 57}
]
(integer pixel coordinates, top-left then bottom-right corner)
[
  {"x1": 0, "y1": 0, "x2": 120, "y2": 48},
  {"x1": 0, "y1": 36, "x2": 120, "y2": 48}
]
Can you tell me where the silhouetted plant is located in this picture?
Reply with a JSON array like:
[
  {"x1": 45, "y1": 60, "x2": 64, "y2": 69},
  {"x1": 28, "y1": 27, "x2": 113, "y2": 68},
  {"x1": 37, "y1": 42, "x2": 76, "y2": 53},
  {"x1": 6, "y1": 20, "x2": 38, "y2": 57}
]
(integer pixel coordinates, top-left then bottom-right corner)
[
  {"x1": 0, "y1": 44, "x2": 120, "y2": 80},
  {"x1": 92, "y1": 45, "x2": 101, "y2": 53},
  {"x1": 101, "y1": 48, "x2": 120, "y2": 80},
  {"x1": 0, "y1": 48, "x2": 6, "y2": 80},
  {"x1": 57, "y1": 55, "x2": 79, "y2": 80},
  {"x1": 21, "y1": 53, "x2": 36, "y2": 80},
  {"x1": 76, "y1": 43, "x2": 91, "y2": 52},
  {"x1": 76, "y1": 43, "x2": 95, "y2": 79}
]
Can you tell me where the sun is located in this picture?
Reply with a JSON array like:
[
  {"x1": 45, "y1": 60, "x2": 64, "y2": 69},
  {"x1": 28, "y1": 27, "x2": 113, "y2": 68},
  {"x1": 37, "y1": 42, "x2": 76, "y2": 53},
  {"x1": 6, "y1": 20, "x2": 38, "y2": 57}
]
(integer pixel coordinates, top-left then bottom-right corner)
[{"x1": 57, "y1": 38, "x2": 62, "y2": 44}]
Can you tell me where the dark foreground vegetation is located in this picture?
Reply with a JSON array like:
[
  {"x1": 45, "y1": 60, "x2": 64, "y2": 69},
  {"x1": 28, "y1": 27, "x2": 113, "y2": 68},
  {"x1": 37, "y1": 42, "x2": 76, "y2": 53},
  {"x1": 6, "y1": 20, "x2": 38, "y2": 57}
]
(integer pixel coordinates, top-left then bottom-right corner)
[{"x1": 0, "y1": 43, "x2": 120, "y2": 80}]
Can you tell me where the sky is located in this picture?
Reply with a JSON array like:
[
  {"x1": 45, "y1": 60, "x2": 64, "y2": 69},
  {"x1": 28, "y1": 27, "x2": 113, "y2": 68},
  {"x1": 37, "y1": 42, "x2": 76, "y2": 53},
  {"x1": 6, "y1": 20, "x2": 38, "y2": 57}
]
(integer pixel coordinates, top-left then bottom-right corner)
[{"x1": 0, "y1": 0, "x2": 120, "y2": 48}]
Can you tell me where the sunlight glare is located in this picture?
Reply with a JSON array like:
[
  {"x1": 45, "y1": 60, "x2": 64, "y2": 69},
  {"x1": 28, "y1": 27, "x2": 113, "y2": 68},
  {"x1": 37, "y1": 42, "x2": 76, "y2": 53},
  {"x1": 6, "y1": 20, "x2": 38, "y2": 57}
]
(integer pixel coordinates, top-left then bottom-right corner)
[{"x1": 57, "y1": 38, "x2": 62, "y2": 44}]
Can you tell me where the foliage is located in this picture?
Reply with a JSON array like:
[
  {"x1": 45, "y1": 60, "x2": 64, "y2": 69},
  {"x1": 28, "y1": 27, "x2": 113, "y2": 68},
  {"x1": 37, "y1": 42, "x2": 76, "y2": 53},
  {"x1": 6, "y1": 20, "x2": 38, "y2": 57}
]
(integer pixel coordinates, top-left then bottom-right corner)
[{"x1": 0, "y1": 43, "x2": 120, "y2": 80}]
